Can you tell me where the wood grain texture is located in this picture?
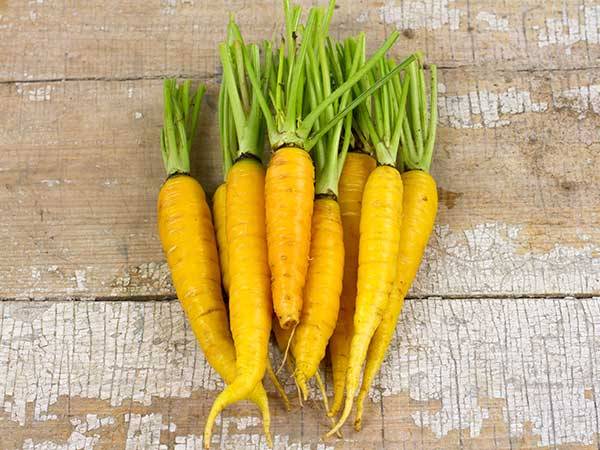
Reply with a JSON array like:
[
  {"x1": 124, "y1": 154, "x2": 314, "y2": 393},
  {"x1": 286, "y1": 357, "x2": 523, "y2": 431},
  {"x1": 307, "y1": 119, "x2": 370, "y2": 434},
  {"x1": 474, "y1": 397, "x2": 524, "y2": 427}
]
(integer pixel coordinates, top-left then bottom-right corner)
[
  {"x1": 1, "y1": 298, "x2": 599, "y2": 449},
  {"x1": 1, "y1": 0, "x2": 600, "y2": 84},
  {"x1": 1, "y1": 67, "x2": 599, "y2": 299}
]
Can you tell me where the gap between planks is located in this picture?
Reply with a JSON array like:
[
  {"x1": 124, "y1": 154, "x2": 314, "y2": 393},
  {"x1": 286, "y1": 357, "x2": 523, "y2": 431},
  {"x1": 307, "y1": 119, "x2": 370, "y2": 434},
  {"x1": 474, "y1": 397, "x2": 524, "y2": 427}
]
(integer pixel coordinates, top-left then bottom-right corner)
[
  {"x1": 3, "y1": 65, "x2": 600, "y2": 86},
  {"x1": 0, "y1": 293, "x2": 597, "y2": 303}
]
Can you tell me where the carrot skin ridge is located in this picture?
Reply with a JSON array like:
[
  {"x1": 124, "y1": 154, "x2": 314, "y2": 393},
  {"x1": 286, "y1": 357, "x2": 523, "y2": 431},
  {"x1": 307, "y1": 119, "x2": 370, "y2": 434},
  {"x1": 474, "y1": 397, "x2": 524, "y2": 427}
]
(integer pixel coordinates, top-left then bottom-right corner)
[
  {"x1": 354, "y1": 170, "x2": 437, "y2": 430},
  {"x1": 157, "y1": 174, "x2": 271, "y2": 445},
  {"x1": 204, "y1": 159, "x2": 272, "y2": 445},
  {"x1": 266, "y1": 147, "x2": 315, "y2": 330},
  {"x1": 292, "y1": 197, "x2": 344, "y2": 398},
  {"x1": 327, "y1": 165, "x2": 403, "y2": 436},
  {"x1": 212, "y1": 183, "x2": 230, "y2": 294},
  {"x1": 328, "y1": 152, "x2": 376, "y2": 416}
]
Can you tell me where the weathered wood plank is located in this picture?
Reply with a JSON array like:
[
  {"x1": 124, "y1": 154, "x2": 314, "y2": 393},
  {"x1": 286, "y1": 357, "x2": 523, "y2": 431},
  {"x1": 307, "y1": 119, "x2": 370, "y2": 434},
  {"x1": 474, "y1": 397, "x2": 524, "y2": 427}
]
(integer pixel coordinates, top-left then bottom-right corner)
[
  {"x1": 0, "y1": 298, "x2": 599, "y2": 449},
  {"x1": 1, "y1": 0, "x2": 599, "y2": 84},
  {"x1": 1, "y1": 67, "x2": 599, "y2": 299}
]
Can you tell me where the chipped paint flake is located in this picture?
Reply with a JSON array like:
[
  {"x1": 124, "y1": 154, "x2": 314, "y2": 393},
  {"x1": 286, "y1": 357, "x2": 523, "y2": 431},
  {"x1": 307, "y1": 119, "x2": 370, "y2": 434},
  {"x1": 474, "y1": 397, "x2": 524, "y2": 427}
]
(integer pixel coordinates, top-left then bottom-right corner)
[
  {"x1": 438, "y1": 85, "x2": 547, "y2": 128},
  {"x1": 2, "y1": 298, "x2": 600, "y2": 446},
  {"x1": 536, "y1": 5, "x2": 600, "y2": 53},
  {"x1": 74, "y1": 270, "x2": 87, "y2": 291},
  {"x1": 374, "y1": 297, "x2": 600, "y2": 445},
  {"x1": 476, "y1": 11, "x2": 509, "y2": 31},
  {"x1": 40, "y1": 180, "x2": 61, "y2": 187},
  {"x1": 21, "y1": 414, "x2": 114, "y2": 449},
  {"x1": 380, "y1": 0, "x2": 462, "y2": 31},
  {"x1": 124, "y1": 413, "x2": 164, "y2": 450},
  {"x1": 413, "y1": 223, "x2": 600, "y2": 296},
  {"x1": 553, "y1": 84, "x2": 600, "y2": 117}
]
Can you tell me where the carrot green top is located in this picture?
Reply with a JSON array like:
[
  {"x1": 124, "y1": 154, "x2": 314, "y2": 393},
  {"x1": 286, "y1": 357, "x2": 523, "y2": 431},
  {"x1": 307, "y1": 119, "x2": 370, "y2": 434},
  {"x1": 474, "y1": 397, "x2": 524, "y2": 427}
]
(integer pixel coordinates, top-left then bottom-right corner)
[
  {"x1": 160, "y1": 79, "x2": 206, "y2": 177},
  {"x1": 351, "y1": 42, "x2": 421, "y2": 168},
  {"x1": 241, "y1": 0, "x2": 403, "y2": 153},
  {"x1": 219, "y1": 20, "x2": 271, "y2": 169},
  {"x1": 400, "y1": 62, "x2": 438, "y2": 172}
]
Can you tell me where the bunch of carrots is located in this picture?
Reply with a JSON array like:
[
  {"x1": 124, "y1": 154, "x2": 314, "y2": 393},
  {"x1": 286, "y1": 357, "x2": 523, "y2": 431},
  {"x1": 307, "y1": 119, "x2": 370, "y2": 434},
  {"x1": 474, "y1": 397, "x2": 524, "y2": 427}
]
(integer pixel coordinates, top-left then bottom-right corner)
[{"x1": 156, "y1": 0, "x2": 438, "y2": 447}]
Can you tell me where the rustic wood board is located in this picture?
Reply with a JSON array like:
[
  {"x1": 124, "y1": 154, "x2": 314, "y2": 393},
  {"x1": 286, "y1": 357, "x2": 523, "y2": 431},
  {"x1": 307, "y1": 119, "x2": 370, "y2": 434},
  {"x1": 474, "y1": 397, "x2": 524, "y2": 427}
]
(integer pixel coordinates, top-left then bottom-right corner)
[
  {"x1": 1, "y1": 298, "x2": 599, "y2": 449},
  {"x1": 1, "y1": 0, "x2": 600, "y2": 83},
  {"x1": 2, "y1": 0, "x2": 600, "y2": 449}
]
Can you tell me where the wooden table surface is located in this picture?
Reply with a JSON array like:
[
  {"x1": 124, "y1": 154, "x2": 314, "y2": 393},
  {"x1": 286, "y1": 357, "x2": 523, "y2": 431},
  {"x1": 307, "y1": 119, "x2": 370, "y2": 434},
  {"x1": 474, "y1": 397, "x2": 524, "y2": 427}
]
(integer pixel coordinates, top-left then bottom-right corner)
[{"x1": 1, "y1": 0, "x2": 599, "y2": 448}]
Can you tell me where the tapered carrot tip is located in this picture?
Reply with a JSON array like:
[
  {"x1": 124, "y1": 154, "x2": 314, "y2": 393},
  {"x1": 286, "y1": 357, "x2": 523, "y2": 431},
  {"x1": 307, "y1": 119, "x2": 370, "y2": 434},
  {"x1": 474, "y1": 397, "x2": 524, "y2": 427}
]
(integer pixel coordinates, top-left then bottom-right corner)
[
  {"x1": 295, "y1": 371, "x2": 309, "y2": 401},
  {"x1": 279, "y1": 314, "x2": 298, "y2": 330},
  {"x1": 354, "y1": 417, "x2": 362, "y2": 432}
]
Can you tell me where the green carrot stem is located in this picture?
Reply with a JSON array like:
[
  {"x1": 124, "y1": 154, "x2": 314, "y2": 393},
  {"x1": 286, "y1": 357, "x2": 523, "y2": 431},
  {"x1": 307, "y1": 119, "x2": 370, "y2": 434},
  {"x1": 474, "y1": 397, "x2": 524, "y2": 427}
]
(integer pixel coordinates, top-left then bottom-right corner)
[{"x1": 160, "y1": 79, "x2": 205, "y2": 177}]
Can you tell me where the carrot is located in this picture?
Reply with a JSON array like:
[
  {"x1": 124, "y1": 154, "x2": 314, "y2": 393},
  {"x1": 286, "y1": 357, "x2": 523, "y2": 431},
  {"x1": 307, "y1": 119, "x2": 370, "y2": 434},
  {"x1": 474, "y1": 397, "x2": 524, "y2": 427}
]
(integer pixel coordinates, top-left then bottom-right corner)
[
  {"x1": 203, "y1": 33, "x2": 273, "y2": 447},
  {"x1": 284, "y1": 23, "x2": 366, "y2": 402},
  {"x1": 211, "y1": 83, "x2": 234, "y2": 294},
  {"x1": 242, "y1": 0, "x2": 405, "y2": 331},
  {"x1": 157, "y1": 80, "x2": 271, "y2": 445},
  {"x1": 327, "y1": 51, "x2": 417, "y2": 437},
  {"x1": 328, "y1": 150, "x2": 376, "y2": 416},
  {"x1": 212, "y1": 183, "x2": 229, "y2": 293},
  {"x1": 354, "y1": 63, "x2": 438, "y2": 430}
]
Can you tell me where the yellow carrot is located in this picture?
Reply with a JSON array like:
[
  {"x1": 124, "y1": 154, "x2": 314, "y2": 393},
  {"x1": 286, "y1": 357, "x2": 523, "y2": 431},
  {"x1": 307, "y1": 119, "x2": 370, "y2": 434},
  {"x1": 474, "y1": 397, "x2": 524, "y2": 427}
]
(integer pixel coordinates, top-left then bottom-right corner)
[
  {"x1": 327, "y1": 49, "x2": 416, "y2": 436},
  {"x1": 203, "y1": 35, "x2": 273, "y2": 446},
  {"x1": 354, "y1": 63, "x2": 438, "y2": 431},
  {"x1": 354, "y1": 171, "x2": 437, "y2": 429},
  {"x1": 329, "y1": 151, "x2": 376, "y2": 416},
  {"x1": 212, "y1": 183, "x2": 229, "y2": 294},
  {"x1": 157, "y1": 80, "x2": 271, "y2": 446},
  {"x1": 292, "y1": 196, "x2": 344, "y2": 397}
]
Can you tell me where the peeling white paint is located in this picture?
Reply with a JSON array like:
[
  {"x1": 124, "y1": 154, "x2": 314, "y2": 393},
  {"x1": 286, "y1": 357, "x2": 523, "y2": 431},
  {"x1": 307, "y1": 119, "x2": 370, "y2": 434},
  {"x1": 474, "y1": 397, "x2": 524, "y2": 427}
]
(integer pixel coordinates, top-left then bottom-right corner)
[
  {"x1": 356, "y1": 11, "x2": 369, "y2": 23},
  {"x1": 476, "y1": 11, "x2": 509, "y2": 32},
  {"x1": 413, "y1": 223, "x2": 600, "y2": 296},
  {"x1": 375, "y1": 297, "x2": 600, "y2": 446},
  {"x1": 380, "y1": 0, "x2": 462, "y2": 31},
  {"x1": 40, "y1": 180, "x2": 61, "y2": 187},
  {"x1": 134, "y1": 112, "x2": 143, "y2": 119},
  {"x1": 15, "y1": 85, "x2": 53, "y2": 102},
  {"x1": 125, "y1": 413, "x2": 166, "y2": 450},
  {"x1": 536, "y1": 5, "x2": 600, "y2": 54},
  {"x1": 2, "y1": 298, "x2": 600, "y2": 446},
  {"x1": 438, "y1": 85, "x2": 548, "y2": 128},
  {"x1": 75, "y1": 270, "x2": 87, "y2": 291},
  {"x1": 553, "y1": 84, "x2": 600, "y2": 117},
  {"x1": 160, "y1": 0, "x2": 177, "y2": 15},
  {"x1": 21, "y1": 414, "x2": 115, "y2": 450}
]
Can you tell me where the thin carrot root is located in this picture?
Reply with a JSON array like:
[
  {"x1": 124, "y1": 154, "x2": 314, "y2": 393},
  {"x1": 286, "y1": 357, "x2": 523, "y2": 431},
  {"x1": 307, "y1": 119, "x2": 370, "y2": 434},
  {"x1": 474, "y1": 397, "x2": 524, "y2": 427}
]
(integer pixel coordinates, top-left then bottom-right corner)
[
  {"x1": 266, "y1": 359, "x2": 291, "y2": 412},
  {"x1": 276, "y1": 325, "x2": 296, "y2": 375},
  {"x1": 315, "y1": 371, "x2": 343, "y2": 439},
  {"x1": 294, "y1": 369, "x2": 309, "y2": 402}
]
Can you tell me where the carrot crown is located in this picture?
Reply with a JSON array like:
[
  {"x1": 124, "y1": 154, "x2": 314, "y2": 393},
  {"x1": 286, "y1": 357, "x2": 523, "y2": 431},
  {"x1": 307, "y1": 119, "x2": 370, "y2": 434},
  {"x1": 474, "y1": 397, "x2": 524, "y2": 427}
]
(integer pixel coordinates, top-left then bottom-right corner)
[
  {"x1": 240, "y1": 0, "x2": 403, "y2": 153},
  {"x1": 219, "y1": 19, "x2": 271, "y2": 165},
  {"x1": 400, "y1": 62, "x2": 438, "y2": 172},
  {"x1": 160, "y1": 79, "x2": 206, "y2": 177}
]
